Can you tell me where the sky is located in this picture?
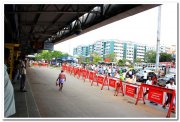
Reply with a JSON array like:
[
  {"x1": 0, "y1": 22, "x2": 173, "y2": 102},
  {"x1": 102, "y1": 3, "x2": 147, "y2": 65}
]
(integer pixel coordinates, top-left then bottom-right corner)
[{"x1": 54, "y1": 3, "x2": 177, "y2": 55}]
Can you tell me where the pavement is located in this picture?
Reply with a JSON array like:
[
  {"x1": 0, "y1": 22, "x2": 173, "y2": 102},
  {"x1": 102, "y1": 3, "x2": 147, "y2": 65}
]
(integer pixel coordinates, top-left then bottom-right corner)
[{"x1": 10, "y1": 66, "x2": 176, "y2": 118}]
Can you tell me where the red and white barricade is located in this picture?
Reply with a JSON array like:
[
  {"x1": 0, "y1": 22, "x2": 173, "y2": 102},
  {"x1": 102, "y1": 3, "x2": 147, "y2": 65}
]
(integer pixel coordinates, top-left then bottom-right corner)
[{"x1": 135, "y1": 83, "x2": 176, "y2": 118}]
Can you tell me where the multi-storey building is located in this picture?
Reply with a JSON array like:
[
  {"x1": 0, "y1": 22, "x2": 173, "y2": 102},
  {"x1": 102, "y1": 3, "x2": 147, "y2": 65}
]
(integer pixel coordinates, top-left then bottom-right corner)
[
  {"x1": 134, "y1": 43, "x2": 146, "y2": 62},
  {"x1": 73, "y1": 40, "x2": 175, "y2": 63},
  {"x1": 146, "y1": 45, "x2": 156, "y2": 52}
]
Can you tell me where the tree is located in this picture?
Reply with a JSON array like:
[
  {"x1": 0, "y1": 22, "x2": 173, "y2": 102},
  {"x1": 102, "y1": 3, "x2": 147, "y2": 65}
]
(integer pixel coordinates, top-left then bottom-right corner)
[
  {"x1": 85, "y1": 57, "x2": 90, "y2": 63},
  {"x1": 63, "y1": 53, "x2": 69, "y2": 57},
  {"x1": 52, "y1": 51, "x2": 63, "y2": 63},
  {"x1": 35, "y1": 53, "x2": 42, "y2": 60},
  {"x1": 117, "y1": 59, "x2": 126, "y2": 66},
  {"x1": 134, "y1": 58, "x2": 143, "y2": 63},
  {"x1": 41, "y1": 50, "x2": 52, "y2": 61},
  {"x1": 105, "y1": 53, "x2": 117, "y2": 62},
  {"x1": 90, "y1": 52, "x2": 102, "y2": 64},
  {"x1": 78, "y1": 55, "x2": 86, "y2": 64},
  {"x1": 160, "y1": 53, "x2": 173, "y2": 62},
  {"x1": 144, "y1": 50, "x2": 156, "y2": 63}
]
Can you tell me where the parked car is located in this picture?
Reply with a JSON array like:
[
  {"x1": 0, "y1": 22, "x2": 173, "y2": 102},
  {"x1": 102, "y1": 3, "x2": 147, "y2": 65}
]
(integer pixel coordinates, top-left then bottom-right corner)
[
  {"x1": 136, "y1": 70, "x2": 157, "y2": 83},
  {"x1": 157, "y1": 73, "x2": 176, "y2": 87}
]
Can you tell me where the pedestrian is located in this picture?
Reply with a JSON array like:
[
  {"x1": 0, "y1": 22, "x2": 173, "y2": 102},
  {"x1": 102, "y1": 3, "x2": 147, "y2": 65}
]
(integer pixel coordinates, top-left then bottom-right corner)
[
  {"x1": 143, "y1": 70, "x2": 148, "y2": 83},
  {"x1": 4, "y1": 48, "x2": 16, "y2": 117},
  {"x1": 19, "y1": 56, "x2": 27, "y2": 92},
  {"x1": 132, "y1": 74, "x2": 136, "y2": 84},
  {"x1": 162, "y1": 78, "x2": 176, "y2": 110},
  {"x1": 143, "y1": 76, "x2": 158, "y2": 105},
  {"x1": 56, "y1": 70, "x2": 66, "y2": 91},
  {"x1": 107, "y1": 66, "x2": 111, "y2": 76},
  {"x1": 143, "y1": 77, "x2": 153, "y2": 98},
  {"x1": 129, "y1": 70, "x2": 132, "y2": 78}
]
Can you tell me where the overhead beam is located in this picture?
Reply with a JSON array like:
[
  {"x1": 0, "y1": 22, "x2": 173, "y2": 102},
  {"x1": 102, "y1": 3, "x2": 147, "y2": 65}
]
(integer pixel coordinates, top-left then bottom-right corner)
[
  {"x1": 36, "y1": 5, "x2": 72, "y2": 42},
  {"x1": 6, "y1": 11, "x2": 100, "y2": 14},
  {"x1": 54, "y1": 4, "x2": 160, "y2": 44},
  {"x1": 29, "y1": 5, "x2": 45, "y2": 34}
]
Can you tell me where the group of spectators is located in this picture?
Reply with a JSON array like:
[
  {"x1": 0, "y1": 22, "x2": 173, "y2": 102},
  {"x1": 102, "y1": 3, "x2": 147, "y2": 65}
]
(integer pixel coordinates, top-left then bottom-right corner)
[
  {"x1": 70, "y1": 63, "x2": 137, "y2": 84},
  {"x1": 69, "y1": 62, "x2": 176, "y2": 111}
]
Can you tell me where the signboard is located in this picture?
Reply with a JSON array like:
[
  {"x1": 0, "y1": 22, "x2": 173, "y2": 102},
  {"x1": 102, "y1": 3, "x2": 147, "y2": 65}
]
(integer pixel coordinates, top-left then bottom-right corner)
[
  {"x1": 125, "y1": 85, "x2": 136, "y2": 97},
  {"x1": 109, "y1": 78, "x2": 117, "y2": 88},
  {"x1": 104, "y1": 58, "x2": 110, "y2": 62},
  {"x1": 44, "y1": 43, "x2": 54, "y2": 50},
  {"x1": 97, "y1": 75, "x2": 105, "y2": 84},
  {"x1": 148, "y1": 89, "x2": 163, "y2": 104}
]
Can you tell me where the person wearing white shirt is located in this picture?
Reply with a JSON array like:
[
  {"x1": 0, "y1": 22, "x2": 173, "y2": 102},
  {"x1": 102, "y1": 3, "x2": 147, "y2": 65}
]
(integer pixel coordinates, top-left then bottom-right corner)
[
  {"x1": 143, "y1": 71, "x2": 148, "y2": 83},
  {"x1": 108, "y1": 66, "x2": 112, "y2": 76},
  {"x1": 114, "y1": 70, "x2": 120, "y2": 79},
  {"x1": 162, "y1": 79, "x2": 176, "y2": 109},
  {"x1": 143, "y1": 77, "x2": 153, "y2": 97}
]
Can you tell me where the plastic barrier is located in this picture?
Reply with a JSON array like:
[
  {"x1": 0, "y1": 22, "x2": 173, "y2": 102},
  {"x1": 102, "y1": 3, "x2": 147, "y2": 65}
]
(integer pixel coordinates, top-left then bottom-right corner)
[
  {"x1": 88, "y1": 71, "x2": 95, "y2": 82},
  {"x1": 91, "y1": 73, "x2": 98, "y2": 86},
  {"x1": 77, "y1": 68, "x2": 82, "y2": 79},
  {"x1": 101, "y1": 75, "x2": 109, "y2": 90},
  {"x1": 114, "y1": 80, "x2": 124, "y2": 96},
  {"x1": 61, "y1": 64, "x2": 66, "y2": 71},
  {"x1": 33, "y1": 63, "x2": 38, "y2": 66},
  {"x1": 41, "y1": 63, "x2": 47, "y2": 66},
  {"x1": 125, "y1": 84, "x2": 137, "y2": 98},
  {"x1": 73, "y1": 67, "x2": 78, "y2": 76},
  {"x1": 92, "y1": 75, "x2": 107, "y2": 90},
  {"x1": 135, "y1": 83, "x2": 176, "y2": 117},
  {"x1": 82, "y1": 69, "x2": 88, "y2": 81},
  {"x1": 66, "y1": 66, "x2": 70, "y2": 73},
  {"x1": 69, "y1": 66, "x2": 73, "y2": 75},
  {"x1": 96, "y1": 75, "x2": 105, "y2": 84},
  {"x1": 108, "y1": 77, "x2": 117, "y2": 88}
]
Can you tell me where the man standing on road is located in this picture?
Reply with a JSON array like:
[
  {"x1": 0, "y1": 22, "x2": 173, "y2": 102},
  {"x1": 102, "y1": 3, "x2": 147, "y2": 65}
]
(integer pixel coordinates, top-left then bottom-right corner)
[{"x1": 56, "y1": 70, "x2": 66, "y2": 91}]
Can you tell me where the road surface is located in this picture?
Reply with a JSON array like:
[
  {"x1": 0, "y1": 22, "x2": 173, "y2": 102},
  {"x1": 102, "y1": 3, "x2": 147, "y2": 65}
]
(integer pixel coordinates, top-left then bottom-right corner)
[{"x1": 17, "y1": 66, "x2": 175, "y2": 118}]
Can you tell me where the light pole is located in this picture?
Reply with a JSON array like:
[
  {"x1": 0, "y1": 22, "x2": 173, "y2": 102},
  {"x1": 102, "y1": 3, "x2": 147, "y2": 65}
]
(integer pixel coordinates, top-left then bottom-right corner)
[{"x1": 155, "y1": 5, "x2": 161, "y2": 72}]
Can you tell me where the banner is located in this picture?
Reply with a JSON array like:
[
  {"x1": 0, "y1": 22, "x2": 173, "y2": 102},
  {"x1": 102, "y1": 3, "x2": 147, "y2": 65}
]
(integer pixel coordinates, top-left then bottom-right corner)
[
  {"x1": 97, "y1": 75, "x2": 105, "y2": 84},
  {"x1": 125, "y1": 85, "x2": 136, "y2": 97},
  {"x1": 108, "y1": 78, "x2": 117, "y2": 88},
  {"x1": 148, "y1": 89, "x2": 164, "y2": 104}
]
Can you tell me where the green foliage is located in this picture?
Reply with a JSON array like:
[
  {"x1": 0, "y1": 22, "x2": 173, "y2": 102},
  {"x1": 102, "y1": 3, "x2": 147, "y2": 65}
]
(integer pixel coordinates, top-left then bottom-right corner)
[
  {"x1": 85, "y1": 57, "x2": 90, "y2": 63},
  {"x1": 78, "y1": 55, "x2": 86, "y2": 64},
  {"x1": 134, "y1": 58, "x2": 143, "y2": 63},
  {"x1": 52, "y1": 51, "x2": 63, "y2": 58},
  {"x1": 144, "y1": 50, "x2": 156, "y2": 63},
  {"x1": 105, "y1": 53, "x2": 117, "y2": 62},
  {"x1": 160, "y1": 53, "x2": 173, "y2": 62},
  {"x1": 90, "y1": 52, "x2": 102, "y2": 64},
  {"x1": 117, "y1": 59, "x2": 126, "y2": 66},
  {"x1": 34, "y1": 50, "x2": 69, "y2": 61},
  {"x1": 145, "y1": 50, "x2": 173, "y2": 63},
  {"x1": 41, "y1": 50, "x2": 52, "y2": 61}
]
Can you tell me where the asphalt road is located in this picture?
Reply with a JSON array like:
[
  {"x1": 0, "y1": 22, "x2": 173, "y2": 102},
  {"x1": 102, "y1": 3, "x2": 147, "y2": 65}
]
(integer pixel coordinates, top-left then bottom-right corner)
[{"x1": 25, "y1": 66, "x2": 175, "y2": 118}]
